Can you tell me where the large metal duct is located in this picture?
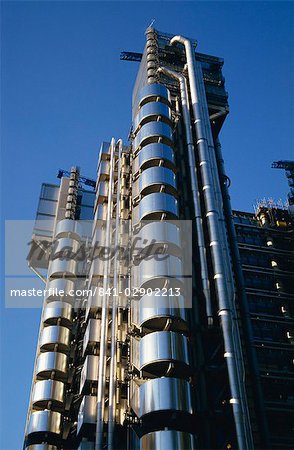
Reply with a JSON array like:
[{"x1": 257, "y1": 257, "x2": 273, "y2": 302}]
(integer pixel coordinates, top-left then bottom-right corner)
[
  {"x1": 157, "y1": 66, "x2": 212, "y2": 324},
  {"x1": 170, "y1": 35, "x2": 253, "y2": 450}
]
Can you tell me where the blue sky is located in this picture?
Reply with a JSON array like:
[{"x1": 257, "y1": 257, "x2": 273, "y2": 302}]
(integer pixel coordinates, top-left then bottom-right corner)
[{"x1": 1, "y1": 1, "x2": 293, "y2": 449}]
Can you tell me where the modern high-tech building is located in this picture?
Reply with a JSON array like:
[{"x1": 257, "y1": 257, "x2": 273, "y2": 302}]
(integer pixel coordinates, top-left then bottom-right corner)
[{"x1": 23, "y1": 29, "x2": 294, "y2": 450}]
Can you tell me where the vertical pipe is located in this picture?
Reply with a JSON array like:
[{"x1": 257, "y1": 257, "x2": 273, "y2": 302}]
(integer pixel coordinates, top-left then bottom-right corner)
[
  {"x1": 215, "y1": 138, "x2": 270, "y2": 448},
  {"x1": 157, "y1": 66, "x2": 212, "y2": 323},
  {"x1": 107, "y1": 139, "x2": 123, "y2": 450},
  {"x1": 95, "y1": 138, "x2": 116, "y2": 450},
  {"x1": 170, "y1": 35, "x2": 253, "y2": 450}
]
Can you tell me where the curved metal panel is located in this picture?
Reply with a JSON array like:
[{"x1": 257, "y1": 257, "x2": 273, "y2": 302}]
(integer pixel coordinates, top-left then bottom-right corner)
[
  {"x1": 52, "y1": 237, "x2": 79, "y2": 255},
  {"x1": 133, "y1": 102, "x2": 171, "y2": 132},
  {"x1": 83, "y1": 319, "x2": 101, "y2": 355},
  {"x1": 88, "y1": 257, "x2": 104, "y2": 281},
  {"x1": 137, "y1": 222, "x2": 181, "y2": 254},
  {"x1": 26, "y1": 445, "x2": 59, "y2": 450},
  {"x1": 139, "y1": 167, "x2": 177, "y2": 196},
  {"x1": 133, "y1": 122, "x2": 173, "y2": 152},
  {"x1": 48, "y1": 259, "x2": 77, "y2": 280},
  {"x1": 133, "y1": 255, "x2": 183, "y2": 289},
  {"x1": 43, "y1": 301, "x2": 72, "y2": 328},
  {"x1": 96, "y1": 181, "x2": 109, "y2": 203},
  {"x1": 139, "y1": 378, "x2": 193, "y2": 418},
  {"x1": 139, "y1": 193, "x2": 178, "y2": 221},
  {"x1": 80, "y1": 355, "x2": 99, "y2": 393},
  {"x1": 77, "y1": 395, "x2": 97, "y2": 434},
  {"x1": 27, "y1": 410, "x2": 62, "y2": 435},
  {"x1": 55, "y1": 219, "x2": 81, "y2": 241},
  {"x1": 39, "y1": 326, "x2": 70, "y2": 353},
  {"x1": 36, "y1": 352, "x2": 68, "y2": 380},
  {"x1": 32, "y1": 380, "x2": 65, "y2": 410},
  {"x1": 44, "y1": 279, "x2": 75, "y2": 303},
  {"x1": 140, "y1": 331, "x2": 190, "y2": 373},
  {"x1": 91, "y1": 227, "x2": 104, "y2": 250},
  {"x1": 138, "y1": 294, "x2": 188, "y2": 333},
  {"x1": 97, "y1": 160, "x2": 110, "y2": 182},
  {"x1": 140, "y1": 430, "x2": 195, "y2": 450},
  {"x1": 137, "y1": 143, "x2": 175, "y2": 172},
  {"x1": 95, "y1": 203, "x2": 108, "y2": 221},
  {"x1": 137, "y1": 83, "x2": 171, "y2": 109}
]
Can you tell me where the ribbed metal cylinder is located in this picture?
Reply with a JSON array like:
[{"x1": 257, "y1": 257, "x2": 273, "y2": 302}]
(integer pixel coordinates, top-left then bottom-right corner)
[
  {"x1": 36, "y1": 351, "x2": 68, "y2": 381},
  {"x1": 27, "y1": 410, "x2": 62, "y2": 436},
  {"x1": 131, "y1": 81, "x2": 195, "y2": 446},
  {"x1": 141, "y1": 430, "x2": 195, "y2": 450},
  {"x1": 145, "y1": 27, "x2": 159, "y2": 84},
  {"x1": 32, "y1": 379, "x2": 65, "y2": 411}
]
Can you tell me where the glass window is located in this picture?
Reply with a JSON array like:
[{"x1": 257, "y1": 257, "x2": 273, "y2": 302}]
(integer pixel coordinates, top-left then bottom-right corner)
[
  {"x1": 81, "y1": 191, "x2": 96, "y2": 207},
  {"x1": 40, "y1": 184, "x2": 59, "y2": 201},
  {"x1": 79, "y1": 206, "x2": 94, "y2": 220},
  {"x1": 37, "y1": 199, "x2": 57, "y2": 216}
]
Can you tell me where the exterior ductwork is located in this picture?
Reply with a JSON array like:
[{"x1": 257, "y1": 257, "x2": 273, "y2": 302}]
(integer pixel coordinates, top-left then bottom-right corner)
[
  {"x1": 95, "y1": 138, "x2": 116, "y2": 450},
  {"x1": 157, "y1": 65, "x2": 212, "y2": 324},
  {"x1": 107, "y1": 139, "x2": 123, "y2": 450},
  {"x1": 170, "y1": 34, "x2": 253, "y2": 450}
]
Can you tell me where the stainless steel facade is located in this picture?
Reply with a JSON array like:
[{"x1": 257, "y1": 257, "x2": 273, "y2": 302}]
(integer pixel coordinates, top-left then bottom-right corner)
[{"x1": 23, "y1": 28, "x2": 294, "y2": 450}]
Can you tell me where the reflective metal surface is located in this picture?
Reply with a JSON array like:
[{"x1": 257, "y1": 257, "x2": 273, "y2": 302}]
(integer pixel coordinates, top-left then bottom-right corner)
[
  {"x1": 138, "y1": 193, "x2": 178, "y2": 221},
  {"x1": 55, "y1": 219, "x2": 81, "y2": 241},
  {"x1": 136, "y1": 83, "x2": 171, "y2": 110},
  {"x1": 96, "y1": 181, "x2": 109, "y2": 203},
  {"x1": 85, "y1": 291, "x2": 102, "y2": 320},
  {"x1": 36, "y1": 352, "x2": 68, "y2": 380},
  {"x1": 99, "y1": 141, "x2": 111, "y2": 160},
  {"x1": 138, "y1": 377, "x2": 193, "y2": 417},
  {"x1": 139, "y1": 167, "x2": 177, "y2": 196},
  {"x1": 97, "y1": 160, "x2": 110, "y2": 182},
  {"x1": 133, "y1": 102, "x2": 171, "y2": 132},
  {"x1": 27, "y1": 410, "x2": 62, "y2": 435},
  {"x1": 44, "y1": 279, "x2": 75, "y2": 303},
  {"x1": 136, "y1": 222, "x2": 181, "y2": 255},
  {"x1": 43, "y1": 301, "x2": 72, "y2": 328},
  {"x1": 133, "y1": 122, "x2": 173, "y2": 152},
  {"x1": 136, "y1": 143, "x2": 175, "y2": 172},
  {"x1": 77, "y1": 395, "x2": 97, "y2": 434},
  {"x1": 95, "y1": 203, "x2": 108, "y2": 221},
  {"x1": 83, "y1": 319, "x2": 101, "y2": 355},
  {"x1": 133, "y1": 255, "x2": 183, "y2": 289},
  {"x1": 91, "y1": 227, "x2": 104, "y2": 250},
  {"x1": 26, "y1": 445, "x2": 59, "y2": 450},
  {"x1": 140, "y1": 331, "x2": 190, "y2": 375},
  {"x1": 32, "y1": 379, "x2": 65, "y2": 410},
  {"x1": 52, "y1": 237, "x2": 79, "y2": 254},
  {"x1": 140, "y1": 430, "x2": 195, "y2": 450},
  {"x1": 39, "y1": 325, "x2": 70, "y2": 353},
  {"x1": 138, "y1": 294, "x2": 188, "y2": 332},
  {"x1": 80, "y1": 355, "x2": 99, "y2": 393},
  {"x1": 48, "y1": 258, "x2": 77, "y2": 280},
  {"x1": 88, "y1": 258, "x2": 104, "y2": 281}
]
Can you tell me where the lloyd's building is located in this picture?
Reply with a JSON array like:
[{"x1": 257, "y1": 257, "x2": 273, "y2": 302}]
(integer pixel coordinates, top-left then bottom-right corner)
[{"x1": 23, "y1": 28, "x2": 294, "y2": 450}]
